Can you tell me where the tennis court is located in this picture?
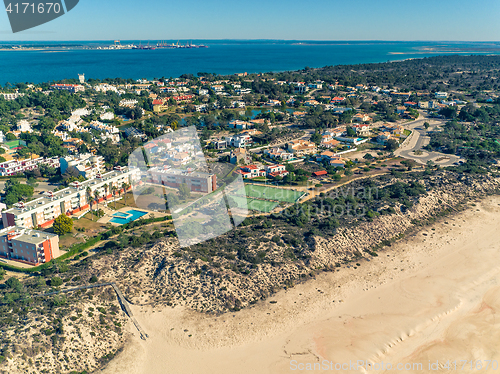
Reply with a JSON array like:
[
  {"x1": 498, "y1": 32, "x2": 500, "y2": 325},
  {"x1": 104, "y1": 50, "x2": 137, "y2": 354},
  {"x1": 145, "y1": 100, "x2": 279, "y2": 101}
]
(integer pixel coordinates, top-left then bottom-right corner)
[
  {"x1": 244, "y1": 184, "x2": 304, "y2": 203},
  {"x1": 247, "y1": 199, "x2": 278, "y2": 213}
]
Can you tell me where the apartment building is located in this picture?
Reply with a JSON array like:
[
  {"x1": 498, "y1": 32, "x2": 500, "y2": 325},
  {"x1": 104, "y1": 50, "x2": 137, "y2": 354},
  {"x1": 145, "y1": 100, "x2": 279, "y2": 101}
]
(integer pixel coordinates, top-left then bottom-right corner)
[
  {"x1": 0, "y1": 226, "x2": 60, "y2": 265},
  {"x1": 60, "y1": 153, "x2": 105, "y2": 179},
  {"x1": 0, "y1": 157, "x2": 60, "y2": 176},
  {"x1": 148, "y1": 167, "x2": 216, "y2": 193},
  {"x1": 1, "y1": 92, "x2": 24, "y2": 101},
  {"x1": 2, "y1": 167, "x2": 134, "y2": 229}
]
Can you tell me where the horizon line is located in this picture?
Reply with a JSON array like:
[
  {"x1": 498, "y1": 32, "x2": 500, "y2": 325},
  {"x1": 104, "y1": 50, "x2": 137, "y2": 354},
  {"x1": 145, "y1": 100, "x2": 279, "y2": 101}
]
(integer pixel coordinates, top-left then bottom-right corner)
[{"x1": 1, "y1": 39, "x2": 500, "y2": 43}]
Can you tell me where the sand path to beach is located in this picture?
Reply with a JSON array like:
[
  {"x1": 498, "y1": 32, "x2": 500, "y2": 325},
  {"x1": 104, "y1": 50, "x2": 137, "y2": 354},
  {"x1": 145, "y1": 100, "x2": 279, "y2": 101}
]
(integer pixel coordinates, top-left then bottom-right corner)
[{"x1": 103, "y1": 195, "x2": 500, "y2": 374}]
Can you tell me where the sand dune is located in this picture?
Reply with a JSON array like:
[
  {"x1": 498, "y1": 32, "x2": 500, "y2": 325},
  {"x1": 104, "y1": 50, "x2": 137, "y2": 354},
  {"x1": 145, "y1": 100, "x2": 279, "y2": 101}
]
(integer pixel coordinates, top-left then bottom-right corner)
[{"x1": 102, "y1": 196, "x2": 500, "y2": 374}]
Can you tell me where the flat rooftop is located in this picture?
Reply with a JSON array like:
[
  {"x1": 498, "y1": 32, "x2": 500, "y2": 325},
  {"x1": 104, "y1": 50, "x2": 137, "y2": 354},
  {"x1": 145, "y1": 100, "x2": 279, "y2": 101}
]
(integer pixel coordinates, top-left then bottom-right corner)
[
  {"x1": 0, "y1": 227, "x2": 57, "y2": 245},
  {"x1": 6, "y1": 168, "x2": 132, "y2": 216}
]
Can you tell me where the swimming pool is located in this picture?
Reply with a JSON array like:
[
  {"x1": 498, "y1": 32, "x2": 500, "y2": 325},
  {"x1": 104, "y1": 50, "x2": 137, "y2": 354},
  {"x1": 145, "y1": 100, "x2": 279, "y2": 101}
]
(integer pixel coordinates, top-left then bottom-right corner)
[{"x1": 110, "y1": 209, "x2": 147, "y2": 224}]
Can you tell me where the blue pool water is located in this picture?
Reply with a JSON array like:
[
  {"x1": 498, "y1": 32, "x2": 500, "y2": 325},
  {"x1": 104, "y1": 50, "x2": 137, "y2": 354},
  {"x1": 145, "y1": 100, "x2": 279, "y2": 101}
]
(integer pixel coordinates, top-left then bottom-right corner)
[{"x1": 110, "y1": 209, "x2": 147, "y2": 224}]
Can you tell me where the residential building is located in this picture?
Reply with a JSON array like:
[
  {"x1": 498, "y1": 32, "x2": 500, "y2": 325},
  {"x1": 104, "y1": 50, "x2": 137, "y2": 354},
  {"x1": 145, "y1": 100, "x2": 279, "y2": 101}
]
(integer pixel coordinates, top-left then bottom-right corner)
[
  {"x1": 404, "y1": 101, "x2": 418, "y2": 108},
  {"x1": 321, "y1": 138, "x2": 341, "y2": 149},
  {"x1": 331, "y1": 107, "x2": 353, "y2": 114},
  {"x1": 294, "y1": 85, "x2": 309, "y2": 94},
  {"x1": 148, "y1": 167, "x2": 216, "y2": 193},
  {"x1": 377, "y1": 132, "x2": 393, "y2": 144},
  {"x1": 152, "y1": 99, "x2": 168, "y2": 113},
  {"x1": 304, "y1": 100, "x2": 320, "y2": 107},
  {"x1": 211, "y1": 85, "x2": 224, "y2": 92},
  {"x1": 172, "y1": 95, "x2": 194, "y2": 103},
  {"x1": 352, "y1": 124, "x2": 371, "y2": 136},
  {"x1": 352, "y1": 113, "x2": 372, "y2": 122},
  {"x1": 211, "y1": 139, "x2": 227, "y2": 150},
  {"x1": 17, "y1": 120, "x2": 32, "y2": 133},
  {"x1": 100, "y1": 112, "x2": 115, "y2": 121},
  {"x1": 60, "y1": 153, "x2": 105, "y2": 179},
  {"x1": 331, "y1": 96, "x2": 346, "y2": 104},
  {"x1": 287, "y1": 139, "x2": 317, "y2": 156},
  {"x1": 264, "y1": 147, "x2": 293, "y2": 161},
  {"x1": 0, "y1": 226, "x2": 60, "y2": 265},
  {"x1": 1, "y1": 92, "x2": 24, "y2": 101},
  {"x1": 228, "y1": 120, "x2": 252, "y2": 130},
  {"x1": 316, "y1": 151, "x2": 337, "y2": 162},
  {"x1": 230, "y1": 148, "x2": 252, "y2": 165},
  {"x1": 265, "y1": 164, "x2": 288, "y2": 178},
  {"x1": 308, "y1": 82, "x2": 323, "y2": 89},
  {"x1": 236, "y1": 165, "x2": 266, "y2": 179},
  {"x1": 226, "y1": 134, "x2": 252, "y2": 148},
  {"x1": 123, "y1": 127, "x2": 147, "y2": 140},
  {"x1": 0, "y1": 157, "x2": 60, "y2": 176},
  {"x1": 235, "y1": 88, "x2": 252, "y2": 95},
  {"x1": 435, "y1": 92, "x2": 449, "y2": 99},
  {"x1": 335, "y1": 137, "x2": 367, "y2": 145},
  {"x1": 2, "y1": 167, "x2": 134, "y2": 229},
  {"x1": 119, "y1": 99, "x2": 139, "y2": 107},
  {"x1": 329, "y1": 156, "x2": 347, "y2": 168},
  {"x1": 267, "y1": 99, "x2": 281, "y2": 106}
]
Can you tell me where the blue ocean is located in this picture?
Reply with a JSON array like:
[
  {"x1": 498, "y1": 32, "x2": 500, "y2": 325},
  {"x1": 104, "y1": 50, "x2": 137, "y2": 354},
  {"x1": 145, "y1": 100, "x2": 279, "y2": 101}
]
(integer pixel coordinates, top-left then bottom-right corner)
[{"x1": 0, "y1": 40, "x2": 499, "y2": 85}]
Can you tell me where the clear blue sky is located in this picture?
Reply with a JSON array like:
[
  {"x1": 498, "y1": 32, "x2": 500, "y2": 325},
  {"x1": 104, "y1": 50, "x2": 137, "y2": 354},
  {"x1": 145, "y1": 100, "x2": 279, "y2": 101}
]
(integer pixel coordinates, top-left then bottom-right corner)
[{"x1": 0, "y1": 0, "x2": 499, "y2": 41}]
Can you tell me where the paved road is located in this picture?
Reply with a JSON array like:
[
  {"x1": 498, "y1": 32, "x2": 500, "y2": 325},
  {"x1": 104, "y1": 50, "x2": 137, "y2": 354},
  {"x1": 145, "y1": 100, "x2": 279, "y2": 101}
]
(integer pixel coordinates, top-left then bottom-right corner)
[{"x1": 395, "y1": 116, "x2": 464, "y2": 167}]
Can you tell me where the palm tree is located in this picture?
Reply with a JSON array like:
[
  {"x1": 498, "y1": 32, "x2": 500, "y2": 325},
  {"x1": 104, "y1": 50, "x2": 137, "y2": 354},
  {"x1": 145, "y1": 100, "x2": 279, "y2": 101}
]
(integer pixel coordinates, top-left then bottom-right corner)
[
  {"x1": 122, "y1": 182, "x2": 128, "y2": 205},
  {"x1": 94, "y1": 190, "x2": 100, "y2": 218},
  {"x1": 103, "y1": 183, "x2": 109, "y2": 201},
  {"x1": 86, "y1": 187, "x2": 93, "y2": 221},
  {"x1": 112, "y1": 185, "x2": 117, "y2": 209}
]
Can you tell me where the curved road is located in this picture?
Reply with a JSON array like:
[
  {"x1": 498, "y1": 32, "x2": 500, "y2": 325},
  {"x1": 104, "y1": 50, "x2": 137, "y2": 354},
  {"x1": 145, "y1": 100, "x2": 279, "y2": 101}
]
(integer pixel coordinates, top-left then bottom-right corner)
[{"x1": 395, "y1": 115, "x2": 463, "y2": 167}]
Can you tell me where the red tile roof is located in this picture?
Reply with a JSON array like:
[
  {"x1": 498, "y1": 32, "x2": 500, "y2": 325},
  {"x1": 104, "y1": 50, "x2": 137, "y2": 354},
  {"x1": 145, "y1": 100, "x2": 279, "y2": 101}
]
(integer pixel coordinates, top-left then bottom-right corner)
[{"x1": 312, "y1": 170, "x2": 327, "y2": 176}]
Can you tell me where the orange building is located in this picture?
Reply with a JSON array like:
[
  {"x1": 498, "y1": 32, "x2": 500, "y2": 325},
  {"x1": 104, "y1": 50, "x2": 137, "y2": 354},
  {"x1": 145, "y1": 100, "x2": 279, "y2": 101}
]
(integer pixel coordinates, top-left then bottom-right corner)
[{"x1": 0, "y1": 226, "x2": 60, "y2": 265}]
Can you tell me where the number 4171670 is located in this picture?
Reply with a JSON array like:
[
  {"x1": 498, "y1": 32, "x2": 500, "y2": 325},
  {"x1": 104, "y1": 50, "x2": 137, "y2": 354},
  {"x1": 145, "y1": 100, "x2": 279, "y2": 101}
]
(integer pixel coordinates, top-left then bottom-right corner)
[{"x1": 5, "y1": 2, "x2": 62, "y2": 14}]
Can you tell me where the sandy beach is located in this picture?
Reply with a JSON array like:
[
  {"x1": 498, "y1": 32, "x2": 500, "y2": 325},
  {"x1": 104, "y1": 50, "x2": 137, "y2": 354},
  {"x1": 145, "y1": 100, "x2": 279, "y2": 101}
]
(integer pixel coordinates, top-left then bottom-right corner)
[{"x1": 102, "y1": 195, "x2": 500, "y2": 374}]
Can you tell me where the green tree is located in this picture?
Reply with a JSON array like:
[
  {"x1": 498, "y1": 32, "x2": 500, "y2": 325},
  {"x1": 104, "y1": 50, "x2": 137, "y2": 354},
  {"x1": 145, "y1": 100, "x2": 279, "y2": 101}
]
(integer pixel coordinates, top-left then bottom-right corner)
[
  {"x1": 49, "y1": 277, "x2": 63, "y2": 287},
  {"x1": 5, "y1": 277, "x2": 22, "y2": 292},
  {"x1": 423, "y1": 122, "x2": 430, "y2": 130},
  {"x1": 53, "y1": 214, "x2": 73, "y2": 235},
  {"x1": 346, "y1": 126, "x2": 356, "y2": 137},
  {"x1": 178, "y1": 183, "x2": 191, "y2": 200},
  {"x1": 310, "y1": 131, "x2": 322, "y2": 145},
  {"x1": 385, "y1": 139, "x2": 399, "y2": 152}
]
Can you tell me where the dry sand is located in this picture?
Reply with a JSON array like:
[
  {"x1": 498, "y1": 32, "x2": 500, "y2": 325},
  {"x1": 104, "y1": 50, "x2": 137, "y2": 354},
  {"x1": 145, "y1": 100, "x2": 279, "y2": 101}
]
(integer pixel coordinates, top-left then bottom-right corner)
[{"x1": 102, "y1": 195, "x2": 500, "y2": 374}]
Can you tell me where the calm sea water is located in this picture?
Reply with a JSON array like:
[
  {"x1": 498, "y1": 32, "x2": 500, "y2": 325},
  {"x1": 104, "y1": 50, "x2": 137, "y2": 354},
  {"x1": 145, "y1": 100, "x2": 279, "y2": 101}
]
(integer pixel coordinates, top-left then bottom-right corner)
[{"x1": 0, "y1": 40, "x2": 499, "y2": 85}]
